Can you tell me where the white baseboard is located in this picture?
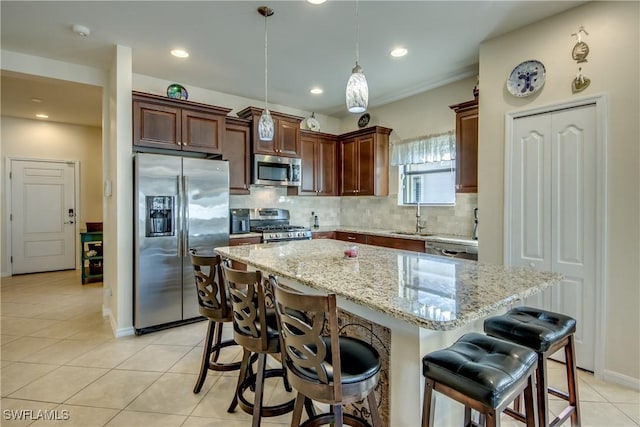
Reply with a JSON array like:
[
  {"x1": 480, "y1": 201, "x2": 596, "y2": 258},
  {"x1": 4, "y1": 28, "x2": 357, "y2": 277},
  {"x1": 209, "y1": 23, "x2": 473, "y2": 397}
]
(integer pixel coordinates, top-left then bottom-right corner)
[
  {"x1": 601, "y1": 369, "x2": 640, "y2": 391},
  {"x1": 104, "y1": 306, "x2": 135, "y2": 338}
]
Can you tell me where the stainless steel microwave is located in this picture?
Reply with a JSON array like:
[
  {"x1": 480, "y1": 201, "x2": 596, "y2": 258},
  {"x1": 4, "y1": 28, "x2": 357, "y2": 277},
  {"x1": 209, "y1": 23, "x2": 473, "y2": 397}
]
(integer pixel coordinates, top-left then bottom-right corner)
[{"x1": 253, "y1": 154, "x2": 301, "y2": 187}]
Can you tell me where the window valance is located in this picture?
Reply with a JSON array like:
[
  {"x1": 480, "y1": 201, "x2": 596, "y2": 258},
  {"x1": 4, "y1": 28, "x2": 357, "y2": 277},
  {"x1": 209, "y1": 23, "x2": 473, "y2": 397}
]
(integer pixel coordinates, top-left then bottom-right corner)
[{"x1": 390, "y1": 130, "x2": 455, "y2": 165}]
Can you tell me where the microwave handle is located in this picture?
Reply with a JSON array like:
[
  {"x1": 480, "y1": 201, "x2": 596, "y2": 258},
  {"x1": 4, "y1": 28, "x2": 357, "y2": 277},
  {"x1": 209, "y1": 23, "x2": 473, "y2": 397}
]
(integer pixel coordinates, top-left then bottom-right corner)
[{"x1": 287, "y1": 164, "x2": 292, "y2": 182}]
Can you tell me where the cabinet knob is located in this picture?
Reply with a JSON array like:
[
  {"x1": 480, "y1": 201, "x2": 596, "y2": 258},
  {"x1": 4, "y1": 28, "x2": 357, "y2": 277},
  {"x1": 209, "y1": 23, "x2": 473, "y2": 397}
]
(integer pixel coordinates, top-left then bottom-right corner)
[{"x1": 177, "y1": 141, "x2": 182, "y2": 146}]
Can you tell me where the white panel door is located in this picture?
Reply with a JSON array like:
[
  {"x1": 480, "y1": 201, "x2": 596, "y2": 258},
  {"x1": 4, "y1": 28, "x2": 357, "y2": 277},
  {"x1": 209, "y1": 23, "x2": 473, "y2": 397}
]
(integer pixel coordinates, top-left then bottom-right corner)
[
  {"x1": 510, "y1": 113, "x2": 552, "y2": 310},
  {"x1": 549, "y1": 105, "x2": 597, "y2": 370},
  {"x1": 11, "y1": 160, "x2": 77, "y2": 274},
  {"x1": 509, "y1": 104, "x2": 596, "y2": 371}
]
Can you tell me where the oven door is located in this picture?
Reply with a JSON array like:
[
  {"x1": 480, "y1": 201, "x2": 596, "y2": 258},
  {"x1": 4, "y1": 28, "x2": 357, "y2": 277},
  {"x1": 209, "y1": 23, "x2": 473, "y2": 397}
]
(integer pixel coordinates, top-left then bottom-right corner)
[{"x1": 253, "y1": 154, "x2": 301, "y2": 186}]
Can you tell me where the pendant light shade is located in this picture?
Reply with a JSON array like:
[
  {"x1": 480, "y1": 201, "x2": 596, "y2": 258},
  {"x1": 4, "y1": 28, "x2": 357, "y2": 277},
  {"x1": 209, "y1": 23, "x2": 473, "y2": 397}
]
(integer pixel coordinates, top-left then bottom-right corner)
[
  {"x1": 346, "y1": 0, "x2": 368, "y2": 113},
  {"x1": 346, "y1": 63, "x2": 368, "y2": 113},
  {"x1": 258, "y1": 6, "x2": 274, "y2": 141},
  {"x1": 258, "y1": 109, "x2": 274, "y2": 141}
]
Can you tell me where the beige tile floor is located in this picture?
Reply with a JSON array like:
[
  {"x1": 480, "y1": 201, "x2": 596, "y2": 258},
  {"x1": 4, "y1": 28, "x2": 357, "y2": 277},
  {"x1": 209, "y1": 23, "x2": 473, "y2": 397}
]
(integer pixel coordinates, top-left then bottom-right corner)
[{"x1": 1, "y1": 269, "x2": 639, "y2": 426}]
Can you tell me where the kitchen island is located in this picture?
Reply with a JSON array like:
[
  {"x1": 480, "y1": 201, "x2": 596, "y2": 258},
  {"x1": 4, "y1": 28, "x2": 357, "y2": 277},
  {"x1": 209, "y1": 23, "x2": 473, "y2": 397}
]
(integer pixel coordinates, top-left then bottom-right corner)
[{"x1": 215, "y1": 239, "x2": 562, "y2": 426}]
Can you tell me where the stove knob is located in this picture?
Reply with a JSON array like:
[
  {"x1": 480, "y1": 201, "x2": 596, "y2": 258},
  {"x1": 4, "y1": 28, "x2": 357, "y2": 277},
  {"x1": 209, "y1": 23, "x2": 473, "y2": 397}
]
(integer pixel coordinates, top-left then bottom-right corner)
[{"x1": 288, "y1": 232, "x2": 293, "y2": 238}]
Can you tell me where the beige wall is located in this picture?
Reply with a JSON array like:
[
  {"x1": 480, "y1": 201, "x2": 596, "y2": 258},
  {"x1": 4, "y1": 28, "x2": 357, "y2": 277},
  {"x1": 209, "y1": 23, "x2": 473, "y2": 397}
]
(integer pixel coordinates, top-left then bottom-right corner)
[
  {"x1": 479, "y1": 1, "x2": 639, "y2": 382},
  {"x1": 1, "y1": 117, "x2": 103, "y2": 275}
]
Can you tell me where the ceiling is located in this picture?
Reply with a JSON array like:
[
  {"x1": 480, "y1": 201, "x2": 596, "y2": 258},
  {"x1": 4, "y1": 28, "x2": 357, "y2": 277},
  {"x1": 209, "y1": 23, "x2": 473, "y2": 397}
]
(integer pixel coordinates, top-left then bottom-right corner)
[{"x1": 1, "y1": 1, "x2": 585, "y2": 127}]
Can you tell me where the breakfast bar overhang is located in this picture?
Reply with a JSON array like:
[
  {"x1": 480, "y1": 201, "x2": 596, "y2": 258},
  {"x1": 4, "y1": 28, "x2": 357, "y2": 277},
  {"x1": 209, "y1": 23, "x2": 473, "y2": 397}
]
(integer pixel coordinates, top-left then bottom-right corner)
[{"x1": 215, "y1": 239, "x2": 562, "y2": 426}]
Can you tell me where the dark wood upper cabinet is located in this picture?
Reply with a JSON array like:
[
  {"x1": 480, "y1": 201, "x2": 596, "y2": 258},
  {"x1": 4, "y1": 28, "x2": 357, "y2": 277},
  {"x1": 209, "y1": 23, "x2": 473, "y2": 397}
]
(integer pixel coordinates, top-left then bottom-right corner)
[
  {"x1": 339, "y1": 126, "x2": 392, "y2": 196},
  {"x1": 449, "y1": 97, "x2": 478, "y2": 193},
  {"x1": 132, "y1": 92, "x2": 231, "y2": 155},
  {"x1": 290, "y1": 130, "x2": 338, "y2": 196},
  {"x1": 237, "y1": 106, "x2": 303, "y2": 158},
  {"x1": 223, "y1": 117, "x2": 251, "y2": 195}
]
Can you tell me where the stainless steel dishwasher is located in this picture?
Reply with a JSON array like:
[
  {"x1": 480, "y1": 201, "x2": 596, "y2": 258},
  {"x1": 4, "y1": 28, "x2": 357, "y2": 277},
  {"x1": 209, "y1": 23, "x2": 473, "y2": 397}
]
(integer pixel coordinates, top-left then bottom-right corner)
[{"x1": 425, "y1": 236, "x2": 478, "y2": 261}]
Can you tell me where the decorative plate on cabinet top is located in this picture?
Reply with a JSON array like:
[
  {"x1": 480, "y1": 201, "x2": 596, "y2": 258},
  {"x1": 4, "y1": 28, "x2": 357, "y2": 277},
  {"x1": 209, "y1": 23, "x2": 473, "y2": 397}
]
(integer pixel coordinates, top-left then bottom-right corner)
[
  {"x1": 357, "y1": 112, "x2": 370, "y2": 128},
  {"x1": 306, "y1": 113, "x2": 320, "y2": 131},
  {"x1": 506, "y1": 60, "x2": 546, "y2": 97},
  {"x1": 167, "y1": 83, "x2": 188, "y2": 100}
]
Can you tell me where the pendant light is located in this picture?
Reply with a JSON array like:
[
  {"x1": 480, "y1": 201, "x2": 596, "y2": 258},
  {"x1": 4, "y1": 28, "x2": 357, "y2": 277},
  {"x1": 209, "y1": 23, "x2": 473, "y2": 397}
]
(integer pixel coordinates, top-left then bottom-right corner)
[
  {"x1": 258, "y1": 6, "x2": 275, "y2": 141},
  {"x1": 345, "y1": 0, "x2": 368, "y2": 113}
]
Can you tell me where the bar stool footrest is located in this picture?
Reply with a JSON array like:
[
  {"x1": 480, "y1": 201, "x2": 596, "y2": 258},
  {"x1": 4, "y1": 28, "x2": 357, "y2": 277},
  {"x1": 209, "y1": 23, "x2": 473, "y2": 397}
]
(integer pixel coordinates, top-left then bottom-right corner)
[
  {"x1": 208, "y1": 338, "x2": 244, "y2": 372},
  {"x1": 237, "y1": 368, "x2": 295, "y2": 417},
  {"x1": 301, "y1": 412, "x2": 372, "y2": 427}
]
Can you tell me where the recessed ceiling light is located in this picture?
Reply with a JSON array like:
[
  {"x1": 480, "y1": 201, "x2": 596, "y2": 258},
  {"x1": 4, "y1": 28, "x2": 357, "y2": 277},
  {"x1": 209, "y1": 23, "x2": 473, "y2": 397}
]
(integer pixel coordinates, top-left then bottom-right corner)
[
  {"x1": 171, "y1": 49, "x2": 189, "y2": 58},
  {"x1": 35, "y1": 114, "x2": 49, "y2": 119},
  {"x1": 307, "y1": 0, "x2": 327, "y2": 4},
  {"x1": 390, "y1": 47, "x2": 408, "y2": 58},
  {"x1": 31, "y1": 98, "x2": 43, "y2": 103},
  {"x1": 310, "y1": 87, "x2": 324, "y2": 95}
]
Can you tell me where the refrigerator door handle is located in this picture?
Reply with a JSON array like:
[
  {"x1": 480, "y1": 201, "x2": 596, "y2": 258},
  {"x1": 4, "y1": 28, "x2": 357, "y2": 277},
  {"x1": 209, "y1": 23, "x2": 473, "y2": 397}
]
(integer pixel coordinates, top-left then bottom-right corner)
[
  {"x1": 177, "y1": 175, "x2": 183, "y2": 258},
  {"x1": 183, "y1": 175, "x2": 190, "y2": 253}
]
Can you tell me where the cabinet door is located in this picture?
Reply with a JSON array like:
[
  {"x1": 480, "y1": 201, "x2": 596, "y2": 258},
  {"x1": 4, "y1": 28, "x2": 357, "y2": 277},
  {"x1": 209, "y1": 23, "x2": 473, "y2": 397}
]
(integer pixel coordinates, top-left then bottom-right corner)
[
  {"x1": 334, "y1": 231, "x2": 367, "y2": 244},
  {"x1": 223, "y1": 122, "x2": 251, "y2": 194},
  {"x1": 357, "y1": 135, "x2": 375, "y2": 195},
  {"x1": 366, "y1": 235, "x2": 425, "y2": 252},
  {"x1": 181, "y1": 110, "x2": 224, "y2": 154},
  {"x1": 277, "y1": 117, "x2": 301, "y2": 156},
  {"x1": 299, "y1": 134, "x2": 318, "y2": 194},
  {"x1": 318, "y1": 137, "x2": 337, "y2": 196},
  {"x1": 456, "y1": 108, "x2": 478, "y2": 193},
  {"x1": 133, "y1": 101, "x2": 181, "y2": 149},
  {"x1": 340, "y1": 138, "x2": 358, "y2": 195}
]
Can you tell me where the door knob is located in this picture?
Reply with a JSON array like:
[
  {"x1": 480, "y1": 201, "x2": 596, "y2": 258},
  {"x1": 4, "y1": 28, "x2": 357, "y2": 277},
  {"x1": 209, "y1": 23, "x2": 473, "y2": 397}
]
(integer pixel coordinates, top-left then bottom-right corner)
[{"x1": 65, "y1": 220, "x2": 75, "y2": 225}]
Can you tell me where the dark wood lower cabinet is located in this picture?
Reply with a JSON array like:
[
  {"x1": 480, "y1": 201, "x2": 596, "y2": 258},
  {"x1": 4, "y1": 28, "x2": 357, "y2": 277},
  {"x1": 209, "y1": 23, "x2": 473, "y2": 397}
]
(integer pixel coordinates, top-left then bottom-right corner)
[
  {"x1": 335, "y1": 231, "x2": 425, "y2": 253},
  {"x1": 311, "y1": 231, "x2": 335, "y2": 239},
  {"x1": 334, "y1": 231, "x2": 367, "y2": 244},
  {"x1": 366, "y1": 235, "x2": 425, "y2": 252}
]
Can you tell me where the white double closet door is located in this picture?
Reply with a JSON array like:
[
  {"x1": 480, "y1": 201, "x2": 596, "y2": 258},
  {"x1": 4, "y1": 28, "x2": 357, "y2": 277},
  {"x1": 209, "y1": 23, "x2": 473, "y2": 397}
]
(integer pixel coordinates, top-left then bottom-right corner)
[{"x1": 506, "y1": 103, "x2": 597, "y2": 371}]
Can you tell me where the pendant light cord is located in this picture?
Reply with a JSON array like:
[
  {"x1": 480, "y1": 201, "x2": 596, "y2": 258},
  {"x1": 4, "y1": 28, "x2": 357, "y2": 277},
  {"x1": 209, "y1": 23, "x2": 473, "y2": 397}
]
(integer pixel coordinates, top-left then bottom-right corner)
[
  {"x1": 264, "y1": 13, "x2": 269, "y2": 110},
  {"x1": 355, "y1": 0, "x2": 360, "y2": 65}
]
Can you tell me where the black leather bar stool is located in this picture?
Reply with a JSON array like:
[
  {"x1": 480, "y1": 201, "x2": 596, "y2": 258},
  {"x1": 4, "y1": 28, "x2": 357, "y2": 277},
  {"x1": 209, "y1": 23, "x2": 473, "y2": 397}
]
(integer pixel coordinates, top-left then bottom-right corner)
[
  {"x1": 190, "y1": 252, "x2": 243, "y2": 394},
  {"x1": 222, "y1": 265, "x2": 296, "y2": 427},
  {"x1": 422, "y1": 332, "x2": 538, "y2": 427},
  {"x1": 484, "y1": 306, "x2": 580, "y2": 427},
  {"x1": 273, "y1": 281, "x2": 382, "y2": 427}
]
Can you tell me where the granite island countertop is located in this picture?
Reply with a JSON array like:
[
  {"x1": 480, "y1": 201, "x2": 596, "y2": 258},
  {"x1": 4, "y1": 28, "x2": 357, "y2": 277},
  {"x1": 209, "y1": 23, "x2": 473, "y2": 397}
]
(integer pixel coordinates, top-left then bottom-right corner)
[{"x1": 215, "y1": 239, "x2": 561, "y2": 331}]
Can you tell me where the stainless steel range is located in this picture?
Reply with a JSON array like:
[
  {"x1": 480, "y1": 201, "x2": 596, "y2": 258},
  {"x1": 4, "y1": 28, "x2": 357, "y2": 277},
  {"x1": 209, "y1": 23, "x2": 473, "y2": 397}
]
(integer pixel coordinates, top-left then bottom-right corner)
[{"x1": 249, "y1": 208, "x2": 312, "y2": 242}]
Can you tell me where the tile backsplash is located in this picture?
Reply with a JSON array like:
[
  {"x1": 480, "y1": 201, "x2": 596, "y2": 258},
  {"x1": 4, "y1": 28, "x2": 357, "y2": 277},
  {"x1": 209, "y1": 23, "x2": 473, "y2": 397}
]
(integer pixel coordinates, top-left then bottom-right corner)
[{"x1": 230, "y1": 186, "x2": 477, "y2": 237}]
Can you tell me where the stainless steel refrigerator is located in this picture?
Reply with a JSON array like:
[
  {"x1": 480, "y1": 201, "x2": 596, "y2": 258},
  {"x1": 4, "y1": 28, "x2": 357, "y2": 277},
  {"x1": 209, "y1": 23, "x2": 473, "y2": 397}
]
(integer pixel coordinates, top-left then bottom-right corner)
[{"x1": 134, "y1": 153, "x2": 229, "y2": 333}]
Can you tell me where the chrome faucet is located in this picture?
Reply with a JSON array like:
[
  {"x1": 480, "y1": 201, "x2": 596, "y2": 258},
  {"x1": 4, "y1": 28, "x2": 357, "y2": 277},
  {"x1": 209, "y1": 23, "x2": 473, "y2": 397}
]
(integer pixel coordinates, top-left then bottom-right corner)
[{"x1": 416, "y1": 200, "x2": 427, "y2": 233}]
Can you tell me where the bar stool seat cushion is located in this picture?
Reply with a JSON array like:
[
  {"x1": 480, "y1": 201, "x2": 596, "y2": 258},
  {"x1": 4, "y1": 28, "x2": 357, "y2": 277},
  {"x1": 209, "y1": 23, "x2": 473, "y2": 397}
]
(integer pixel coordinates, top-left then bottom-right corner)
[
  {"x1": 483, "y1": 307, "x2": 577, "y2": 352},
  {"x1": 291, "y1": 336, "x2": 381, "y2": 385},
  {"x1": 422, "y1": 332, "x2": 537, "y2": 408}
]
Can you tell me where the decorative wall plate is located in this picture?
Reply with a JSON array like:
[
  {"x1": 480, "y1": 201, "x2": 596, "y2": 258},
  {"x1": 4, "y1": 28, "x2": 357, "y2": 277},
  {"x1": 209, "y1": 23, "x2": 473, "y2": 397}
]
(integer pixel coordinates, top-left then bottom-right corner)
[
  {"x1": 306, "y1": 113, "x2": 320, "y2": 131},
  {"x1": 167, "y1": 83, "x2": 188, "y2": 100},
  {"x1": 358, "y1": 113, "x2": 370, "y2": 128},
  {"x1": 506, "y1": 60, "x2": 546, "y2": 97}
]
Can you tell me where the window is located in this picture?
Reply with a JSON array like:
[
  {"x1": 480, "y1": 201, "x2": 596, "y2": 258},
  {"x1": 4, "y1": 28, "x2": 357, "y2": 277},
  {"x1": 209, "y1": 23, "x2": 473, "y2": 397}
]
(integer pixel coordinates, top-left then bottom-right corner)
[
  {"x1": 391, "y1": 130, "x2": 456, "y2": 206},
  {"x1": 399, "y1": 161, "x2": 455, "y2": 205}
]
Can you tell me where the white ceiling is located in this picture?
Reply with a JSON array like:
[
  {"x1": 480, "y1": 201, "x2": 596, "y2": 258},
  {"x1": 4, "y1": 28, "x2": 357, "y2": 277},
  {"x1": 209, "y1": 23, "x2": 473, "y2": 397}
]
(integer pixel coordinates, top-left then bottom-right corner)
[{"x1": 1, "y1": 1, "x2": 585, "y2": 127}]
